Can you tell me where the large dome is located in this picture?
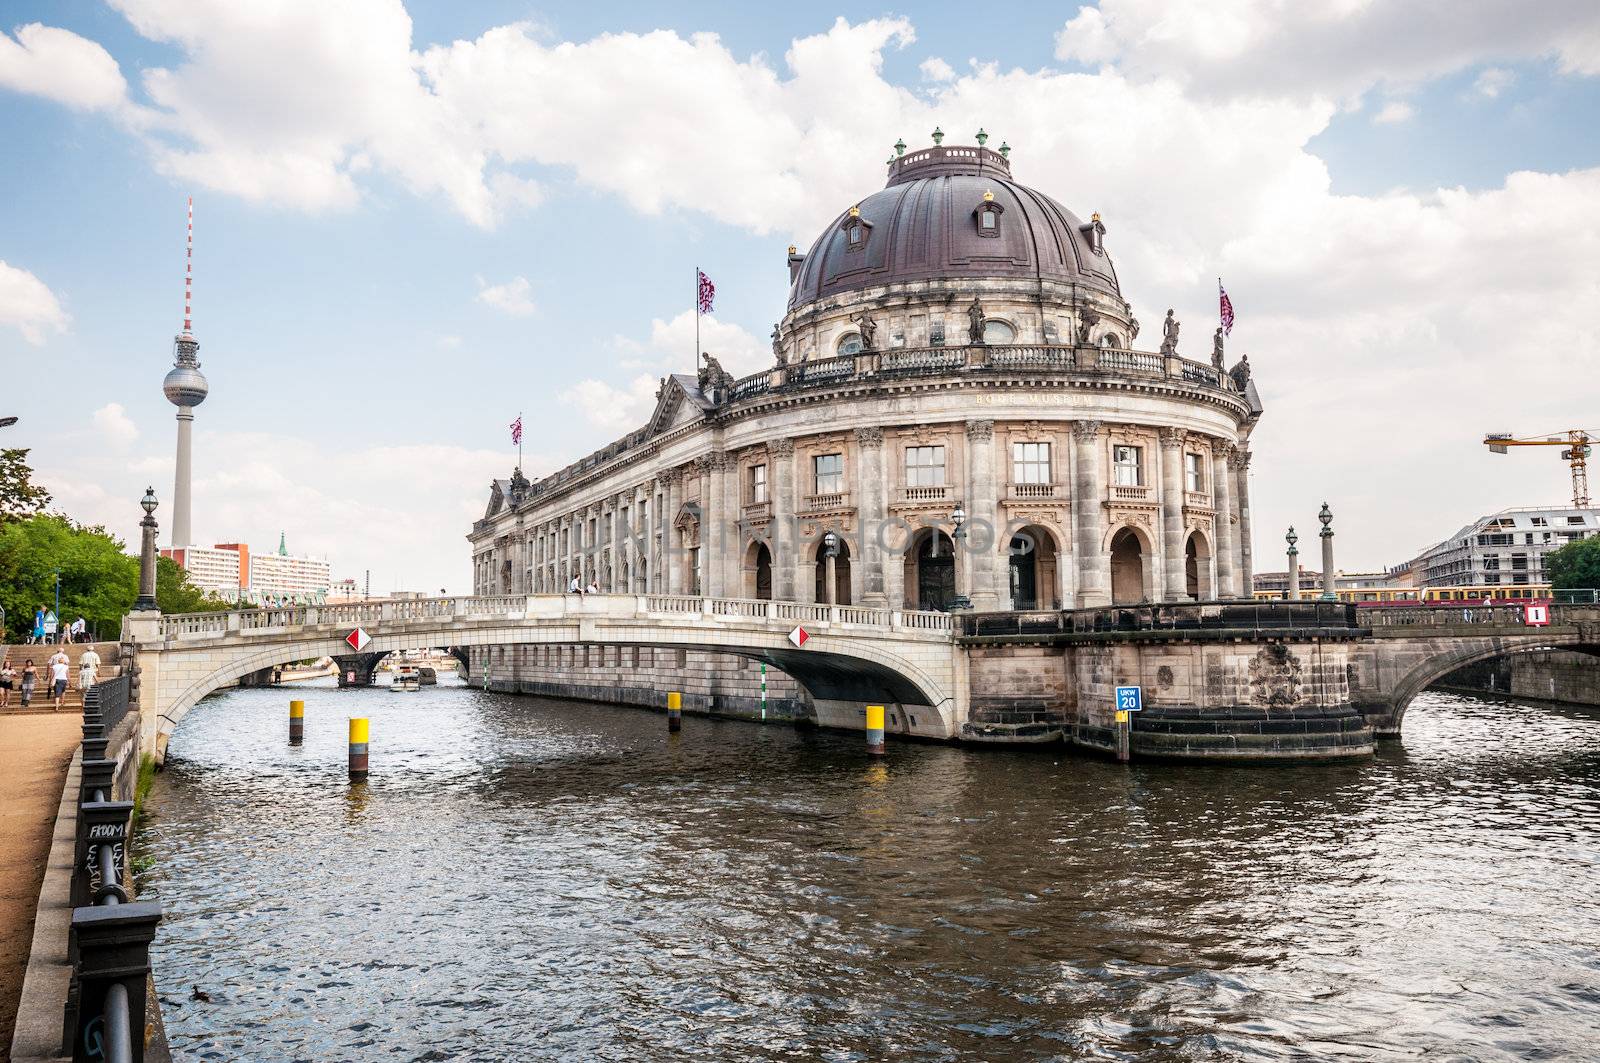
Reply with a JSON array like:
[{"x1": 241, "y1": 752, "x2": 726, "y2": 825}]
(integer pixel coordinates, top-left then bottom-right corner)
[{"x1": 787, "y1": 145, "x2": 1121, "y2": 313}]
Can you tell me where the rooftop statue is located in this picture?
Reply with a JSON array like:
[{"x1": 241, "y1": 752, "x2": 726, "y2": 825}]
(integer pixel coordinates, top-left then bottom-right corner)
[
  {"x1": 1229, "y1": 351, "x2": 1252, "y2": 392},
  {"x1": 771, "y1": 324, "x2": 786, "y2": 366},
  {"x1": 1160, "y1": 309, "x2": 1180, "y2": 356},
  {"x1": 1076, "y1": 308, "x2": 1101, "y2": 345},
  {"x1": 1213, "y1": 327, "x2": 1225, "y2": 370},
  {"x1": 967, "y1": 297, "x2": 986, "y2": 344},
  {"x1": 698, "y1": 352, "x2": 735, "y2": 396},
  {"x1": 851, "y1": 309, "x2": 879, "y2": 351}
]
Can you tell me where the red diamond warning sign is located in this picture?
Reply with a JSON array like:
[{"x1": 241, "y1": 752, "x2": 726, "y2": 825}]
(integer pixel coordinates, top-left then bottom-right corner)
[
  {"x1": 788, "y1": 625, "x2": 809, "y2": 648},
  {"x1": 346, "y1": 627, "x2": 371, "y2": 651}
]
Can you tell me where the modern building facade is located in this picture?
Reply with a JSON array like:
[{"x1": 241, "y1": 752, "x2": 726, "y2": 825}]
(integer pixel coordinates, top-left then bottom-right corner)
[
  {"x1": 470, "y1": 140, "x2": 1263, "y2": 620},
  {"x1": 1392, "y1": 506, "x2": 1598, "y2": 589},
  {"x1": 164, "y1": 537, "x2": 332, "y2": 604}
]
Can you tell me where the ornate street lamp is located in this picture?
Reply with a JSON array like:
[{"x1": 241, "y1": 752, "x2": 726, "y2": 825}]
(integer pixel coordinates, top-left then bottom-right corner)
[
  {"x1": 950, "y1": 501, "x2": 972, "y2": 611},
  {"x1": 1285, "y1": 525, "x2": 1300, "y2": 601},
  {"x1": 1318, "y1": 503, "x2": 1336, "y2": 600},
  {"x1": 135, "y1": 487, "x2": 160, "y2": 611},
  {"x1": 822, "y1": 531, "x2": 840, "y2": 607}
]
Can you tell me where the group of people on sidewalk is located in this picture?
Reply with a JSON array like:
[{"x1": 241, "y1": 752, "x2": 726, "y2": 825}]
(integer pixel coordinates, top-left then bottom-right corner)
[{"x1": 0, "y1": 644, "x2": 99, "y2": 710}]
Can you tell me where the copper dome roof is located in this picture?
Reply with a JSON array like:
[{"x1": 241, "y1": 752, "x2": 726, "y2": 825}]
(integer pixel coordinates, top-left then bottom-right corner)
[{"x1": 787, "y1": 145, "x2": 1120, "y2": 312}]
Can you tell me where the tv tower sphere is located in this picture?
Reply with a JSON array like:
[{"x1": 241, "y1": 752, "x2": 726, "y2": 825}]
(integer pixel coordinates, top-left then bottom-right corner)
[{"x1": 164, "y1": 350, "x2": 209, "y2": 407}]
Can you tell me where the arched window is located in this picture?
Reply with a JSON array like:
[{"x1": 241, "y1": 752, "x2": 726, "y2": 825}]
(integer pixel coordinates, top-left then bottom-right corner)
[
  {"x1": 838, "y1": 332, "x2": 864, "y2": 355},
  {"x1": 1101, "y1": 332, "x2": 1122, "y2": 349},
  {"x1": 983, "y1": 319, "x2": 1016, "y2": 344}
]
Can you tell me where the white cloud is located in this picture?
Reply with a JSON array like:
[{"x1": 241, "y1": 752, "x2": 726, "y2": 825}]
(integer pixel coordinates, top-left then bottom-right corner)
[
  {"x1": 1473, "y1": 66, "x2": 1515, "y2": 98},
  {"x1": 0, "y1": 22, "x2": 128, "y2": 110},
  {"x1": 573, "y1": 311, "x2": 765, "y2": 431},
  {"x1": 1053, "y1": 0, "x2": 1600, "y2": 101},
  {"x1": 560, "y1": 375, "x2": 661, "y2": 434},
  {"x1": 475, "y1": 275, "x2": 535, "y2": 316},
  {"x1": 919, "y1": 56, "x2": 955, "y2": 82},
  {"x1": 1373, "y1": 100, "x2": 1416, "y2": 124},
  {"x1": 0, "y1": 260, "x2": 70, "y2": 345},
  {"x1": 91, "y1": 403, "x2": 139, "y2": 448}
]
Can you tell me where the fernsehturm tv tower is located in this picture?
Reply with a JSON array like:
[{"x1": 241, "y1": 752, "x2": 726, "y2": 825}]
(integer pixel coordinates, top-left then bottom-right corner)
[{"x1": 163, "y1": 197, "x2": 208, "y2": 548}]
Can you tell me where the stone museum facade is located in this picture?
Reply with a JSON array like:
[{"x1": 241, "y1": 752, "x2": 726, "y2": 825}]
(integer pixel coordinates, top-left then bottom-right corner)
[{"x1": 469, "y1": 139, "x2": 1263, "y2": 717}]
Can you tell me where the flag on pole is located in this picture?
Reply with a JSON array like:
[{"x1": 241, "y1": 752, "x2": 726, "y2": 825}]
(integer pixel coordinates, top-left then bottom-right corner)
[
  {"x1": 510, "y1": 415, "x2": 523, "y2": 447},
  {"x1": 697, "y1": 269, "x2": 716, "y2": 314},
  {"x1": 1218, "y1": 279, "x2": 1235, "y2": 336}
]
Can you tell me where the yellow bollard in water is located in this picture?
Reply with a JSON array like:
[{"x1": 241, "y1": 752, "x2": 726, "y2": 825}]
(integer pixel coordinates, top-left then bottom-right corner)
[
  {"x1": 667, "y1": 690, "x2": 682, "y2": 733},
  {"x1": 865, "y1": 704, "x2": 886, "y2": 756},
  {"x1": 348, "y1": 717, "x2": 369, "y2": 781},
  {"x1": 289, "y1": 699, "x2": 304, "y2": 745}
]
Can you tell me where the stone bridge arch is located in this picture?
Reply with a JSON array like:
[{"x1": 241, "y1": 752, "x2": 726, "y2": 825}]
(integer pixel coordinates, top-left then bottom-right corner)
[
  {"x1": 136, "y1": 602, "x2": 956, "y2": 761},
  {"x1": 1355, "y1": 631, "x2": 1600, "y2": 734}
]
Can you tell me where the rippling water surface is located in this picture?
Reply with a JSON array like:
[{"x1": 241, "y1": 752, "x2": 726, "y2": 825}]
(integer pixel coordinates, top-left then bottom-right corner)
[{"x1": 141, "y1": 679, "x2": 1600, "y2": 1061}]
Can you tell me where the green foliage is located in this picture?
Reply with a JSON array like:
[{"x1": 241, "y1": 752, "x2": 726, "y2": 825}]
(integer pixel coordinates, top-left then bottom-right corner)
[
  {"x1": 0, "y1": 513, "x2": 137, "y2": 641},
  {"x1": 156, "y1": 556, "x2": 232, "y2": 614},
  {"x1": 0, "y1": 448, "x2": 52, "y2": 523},
  {"x1": 1546, "y1": 535, "x2": 1600, "y2": 589}
]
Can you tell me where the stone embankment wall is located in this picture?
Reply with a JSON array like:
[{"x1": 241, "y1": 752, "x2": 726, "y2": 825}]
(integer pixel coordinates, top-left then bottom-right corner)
[
  {"x1": 473, "y1": 644, "x2": 812, "y2": 719},
  {"x1": 1435, "y1": 651, "x2": 1600, "y2": 705}
]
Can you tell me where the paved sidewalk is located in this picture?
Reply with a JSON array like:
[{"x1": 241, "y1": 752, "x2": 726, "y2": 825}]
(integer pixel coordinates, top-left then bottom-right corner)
[{"x1": 0, "y1": 714, "x2": 83, "y2": 1059}]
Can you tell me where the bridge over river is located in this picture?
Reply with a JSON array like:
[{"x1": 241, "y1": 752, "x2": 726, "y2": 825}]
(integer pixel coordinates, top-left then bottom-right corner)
[{"x1": 121, "y1": 596, "x2": 1600, "y2": 762}]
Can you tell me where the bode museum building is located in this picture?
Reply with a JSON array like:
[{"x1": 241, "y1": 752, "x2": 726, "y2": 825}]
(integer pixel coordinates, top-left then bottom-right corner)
[{"x1": 469, "y1": 139, "x2": 1263, "y2": 720}]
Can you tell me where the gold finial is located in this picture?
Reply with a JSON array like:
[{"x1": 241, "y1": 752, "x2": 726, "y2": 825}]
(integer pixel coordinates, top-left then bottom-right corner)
[
  {"x1": 787, "y1": 244, "x2": 797, "y2": 255},
  {"x1": 1091, "y1": 211, "x2": 1101, "y2": 222},
  {"x1": 983, "y1": 190, "x2": 995, "y2": 202},
  {"x1": 848, "y1": 205, "x2": 861, "y2": 217}
]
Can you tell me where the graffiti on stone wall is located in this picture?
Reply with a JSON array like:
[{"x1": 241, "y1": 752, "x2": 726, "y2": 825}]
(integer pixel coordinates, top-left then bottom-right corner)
[{"x1": 1247, "y1": 643, "x2": 1304, "y2": 709}]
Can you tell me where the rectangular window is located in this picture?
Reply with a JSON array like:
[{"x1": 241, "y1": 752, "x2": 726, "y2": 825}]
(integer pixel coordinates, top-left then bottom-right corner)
[
  {"x1": 905, "y1": 446, "x2": 946, "y2": 487},
  {"x1": 1113, "y1": 445, "x2": 1143, "y2": 487},
  {"x1": 981, "y1": 211, "x2": 997, "y2": 230},
  {"x1": 814, "y1": 453, "x2": 844, "y2": 495},
  {"x1": 1530, "y1": 516, "x2": 1548, "y2": 526},
  {"x1": 1012, "y1": 442, "x2": 1051, "y2": 485},
  {"x1": 748, "y1": 463, "x2": 768, "y2": 503},
  {"x1": 1567, "y1": 515, "x2": 1586, "y2": 525},
  {"x1": 1184, "y1": 452, "x2": 1204, "y2": 493}
]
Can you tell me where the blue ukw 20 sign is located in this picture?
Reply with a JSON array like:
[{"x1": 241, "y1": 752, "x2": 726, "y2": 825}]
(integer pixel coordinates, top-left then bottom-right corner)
[{"x1": 1116, "y1": 685, "x2": 1143, "y2": 712}]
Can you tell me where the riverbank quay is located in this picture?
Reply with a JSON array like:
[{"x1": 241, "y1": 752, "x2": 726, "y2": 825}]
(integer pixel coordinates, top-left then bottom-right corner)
[{"x1": 6, "y1": 676, "x2": 169, "y2": 1063}]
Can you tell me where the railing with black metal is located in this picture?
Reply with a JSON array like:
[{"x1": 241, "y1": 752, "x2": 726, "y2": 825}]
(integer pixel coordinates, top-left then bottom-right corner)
[
  {"x1": 959, "y1": 599, "x2": 1363, "y2": 639},
  {"x1": 69, "y1": 676, "x2": 161, "y2": 1063}
]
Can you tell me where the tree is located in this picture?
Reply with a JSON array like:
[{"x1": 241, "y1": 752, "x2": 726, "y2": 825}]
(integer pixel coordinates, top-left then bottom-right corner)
[
  {"x1": 0, "y1": 448, "x2": 52, "y2": 523},
  {"x1": 1546, "y1": 535, "x2": 1600, "y2": 589},
  {"x1": 0, "y1": 514, "x2": 137, "y2": 641}
]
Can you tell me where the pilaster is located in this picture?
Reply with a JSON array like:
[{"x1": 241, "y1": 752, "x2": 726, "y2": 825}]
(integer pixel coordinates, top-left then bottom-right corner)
[
  {"x1": 771, "y1": 439, "x2": 797, "y2": 601},
  {"x1": 965, "y1": 419, "x2": 1000, "y2": 610},
  {"x1": 1158, "y1": 427, "x2": 1187, "y2": 601},
  {"x1": 1211, "y1": 439, "x2": 1237, "y2": 598},
  {"x1": 856, "y1": 426, "x2": 888, "y2": 605},
  {"x1": 1072, "y1": 420, "x2": 1111, "y2": 607}
]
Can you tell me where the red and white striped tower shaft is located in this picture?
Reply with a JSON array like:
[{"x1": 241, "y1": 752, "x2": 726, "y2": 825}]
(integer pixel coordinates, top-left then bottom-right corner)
[{"x1": 163, "y1": 195, "x2": 209, "y2": 549}]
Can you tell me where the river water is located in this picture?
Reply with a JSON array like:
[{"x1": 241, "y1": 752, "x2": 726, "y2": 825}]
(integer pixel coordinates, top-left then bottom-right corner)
[{"x1": 139, "y1": 679, "x2": 1600, "y2": 1062}]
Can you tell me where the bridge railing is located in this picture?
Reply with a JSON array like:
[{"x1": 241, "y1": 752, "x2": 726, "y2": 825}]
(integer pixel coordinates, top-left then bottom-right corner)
[
  {"x1": 153, "y1": 594, "x2": 955, "y2": 640},
  {"x1": 1362, "y1": 603, "x2": 1558, "y2": 628},
  {"x1": 958, "y1": 599, "x2": 1361, "y2": 638}
]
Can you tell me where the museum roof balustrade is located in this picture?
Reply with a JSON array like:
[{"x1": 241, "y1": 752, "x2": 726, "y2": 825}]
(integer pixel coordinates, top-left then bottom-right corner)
[{"x1": 474, "y1": 340, "x2": 1256, "y2": 527}]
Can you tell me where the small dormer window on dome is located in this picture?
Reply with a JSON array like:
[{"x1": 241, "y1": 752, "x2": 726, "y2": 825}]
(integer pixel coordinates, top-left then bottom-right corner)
[
  {"x1": 842, "y1": 205, "x2": 873, "y2": 252},
  {"x1": 974, "y1": 191, "x2": 1004, "y2": 238},
  {"x1": 1080, "y1": 211, "x2": 1107, "y2": 255}
]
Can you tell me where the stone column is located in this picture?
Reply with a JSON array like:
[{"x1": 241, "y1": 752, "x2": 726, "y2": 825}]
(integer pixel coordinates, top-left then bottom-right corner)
[
  {"x1": 965, "y1": 419, "x2": 1000, "y2": 610},
  {"x1": 664, "y1": 469, "x2": 684, "y2": 595},
  {"x1": 608, "y1": 500, "x2": 621, "y2": 591},
  {"x1": 1210, "y1": 440, "x2": 1237, "y2": 599},
  {"x1": 1233, "y1": 447, "x2": 1255, "y2": 594},
  {"x1": 855, "y1": 426, "x2": 887, "y2": 605},
  {"x1": 771, "y1": 439, "x2": 797, "y2": 601},
  {"x1": 633, "y1": 483, "x2": 648, "y2": 593},
  {"x1": 1158, "y1": 427, "x2": 1187, "y2": 601},
  {"x1": 699, "y1": 454, "x2": 722, "y2": 596},
  {"x1": 1072, "y1": 420, "x2": 1110, "y2": 607},
  {"x1": 722, "y1": 453, "x2": 743, "y2": 596},
  {"x1": 1320, "y1": 504, "x2": 1336, "y2": 599}
]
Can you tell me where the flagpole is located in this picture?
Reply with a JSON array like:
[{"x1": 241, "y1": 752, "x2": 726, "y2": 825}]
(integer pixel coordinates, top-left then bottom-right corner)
[{"x1": 694, "y1": 265, "x2": 700, "y2": 372}]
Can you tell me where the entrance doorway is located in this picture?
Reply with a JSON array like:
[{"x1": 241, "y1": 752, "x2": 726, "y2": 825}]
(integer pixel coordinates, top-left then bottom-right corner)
[
  {"x1": 746, "y1": 541, "x2": 773, "y2": 600},
  {"x1": 1185, "y1": 530, "x2": 1212, "y2": 600},
  {"x1": 904, "y1": 529, "x2": 955, "y2": 611},
  {"x1": 1008, "y1": 524, "x2": 1060, "y2": 609},
  {"x1": 1110, "y1": 528, "x2": 1146, "y2": 604}
]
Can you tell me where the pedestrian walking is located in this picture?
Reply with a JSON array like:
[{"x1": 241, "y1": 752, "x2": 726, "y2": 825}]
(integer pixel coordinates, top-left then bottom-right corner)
[
  {"x1": 78, "y1": 645, "x2": 101, "y2": 691},
  {"x1": 49, "y1": 648, "x2": 70, "y2": 709},
  {"x1": 30, "y1": 606, "x2": 44, "y2": 645},
  {"x1": 19, "y1": 659, "x2": 37, "y2": 707},
  {"x1": 0, "y1": 657, "x2": 15, "y2": 709},
  {"x1": 70, "y1": 616, "x2": 87, "y2": 643}
]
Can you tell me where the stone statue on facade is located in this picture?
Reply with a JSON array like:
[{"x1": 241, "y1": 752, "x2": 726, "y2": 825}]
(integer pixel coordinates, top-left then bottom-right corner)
[
  {"x1": 1128, "y1": 310, "x2": 1140, "y2": 342},
  {"x1": 851, "y1": 309, "x2": 879, "y2": 351},
  {"x1": 1160, "y1": 309, "x2": 1180, "y2": 356},
  {"x1": 1212, "y1": 326, "x2": 1225, "y2": 369},
  {"x1": 770, "y1": 324, "x2": 786, "y2": 366},
  {"x1": 1076, "y1": 308, "x2": 1101, "y2": 345},
  {"x1": 698, "y1": 352, "x2": 735, "y2": 397},
  {"x1": 966, "y1": 297, "x2": 986, "y2": 344},
  {"x1": 1228, "y1": 351, "x2": 1251, "y2": 392}
]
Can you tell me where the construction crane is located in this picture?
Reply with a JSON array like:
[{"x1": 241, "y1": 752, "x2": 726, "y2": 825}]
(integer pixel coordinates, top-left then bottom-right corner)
[{"x1": 1484, "y1": 429, "x2": 1594, "y2": 508}]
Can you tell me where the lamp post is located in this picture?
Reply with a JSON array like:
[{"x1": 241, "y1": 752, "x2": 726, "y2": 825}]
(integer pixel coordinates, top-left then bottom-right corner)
[
  {"x1": 135, "y1": 487, "x2": 160, "y2": 612},
  {"x1": 51, "y1": 567, "x2": 62, "y2": 640},
  {"x1": 823, "y1": 531, "x2": 839, "y2": 606},
  {"x1": 950, "y1": 501, "x2": 972, "y2": 611},
  {"x1": 1318, "y1": 503, "x2": 1336, "y2": 600},
  {"x1": 1285, "y1": 526, "x2": 1300, "y2": 600}
]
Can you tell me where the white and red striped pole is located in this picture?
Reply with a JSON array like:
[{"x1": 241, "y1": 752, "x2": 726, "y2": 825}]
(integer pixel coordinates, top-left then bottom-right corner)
[{"x1": 184, "y1": 196, "x2": 193, "y2": 334}]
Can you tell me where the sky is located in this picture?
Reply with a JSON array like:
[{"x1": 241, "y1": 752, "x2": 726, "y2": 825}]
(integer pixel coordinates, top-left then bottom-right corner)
[{"x1": 2, "y1": 0, "x2": 1598, "y2": 594}]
